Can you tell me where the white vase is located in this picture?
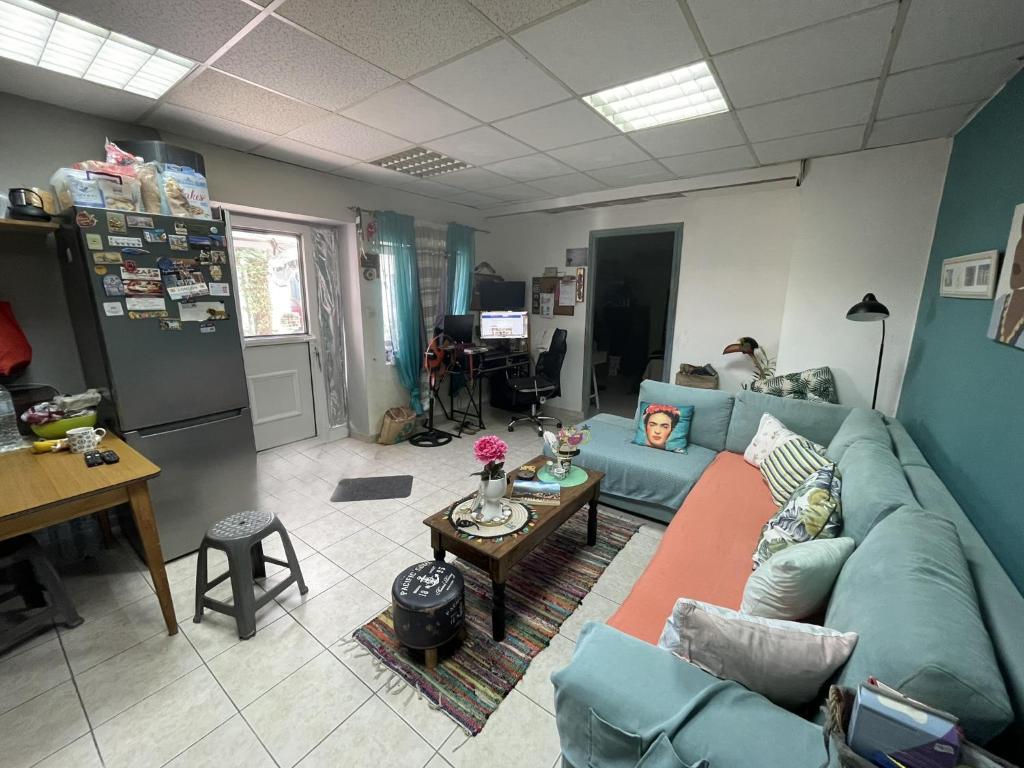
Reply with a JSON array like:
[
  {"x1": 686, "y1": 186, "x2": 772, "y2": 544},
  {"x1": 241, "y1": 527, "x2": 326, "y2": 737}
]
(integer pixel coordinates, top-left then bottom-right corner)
[{"x1": 474, "y1": 472, "x2": 510, "y2": 524}]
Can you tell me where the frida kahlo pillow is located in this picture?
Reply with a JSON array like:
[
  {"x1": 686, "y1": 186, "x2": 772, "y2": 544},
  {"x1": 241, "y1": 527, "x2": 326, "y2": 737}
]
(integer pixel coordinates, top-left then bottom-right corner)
[{"x1": 633, "y1": 402, "x2": 694, "y2": 452}]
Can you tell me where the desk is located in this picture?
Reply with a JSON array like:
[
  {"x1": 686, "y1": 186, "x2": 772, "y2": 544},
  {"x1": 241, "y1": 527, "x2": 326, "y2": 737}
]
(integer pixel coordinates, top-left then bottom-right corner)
[
  {"x1": 0, "y1": 435, "x2": 177, "y2": 635},
  {"x1": 448, "y1": 348, "x2": 531, "y2": 433}
]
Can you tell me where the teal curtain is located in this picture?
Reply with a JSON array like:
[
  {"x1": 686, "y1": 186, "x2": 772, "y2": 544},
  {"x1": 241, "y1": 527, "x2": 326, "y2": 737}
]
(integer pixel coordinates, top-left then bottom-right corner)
[
  {"x1": 378, "y1": 211, "x2": 424, "y2": 413},
  {"x1": 446, "y1": 223, "x2": 475, "y2": 315}
]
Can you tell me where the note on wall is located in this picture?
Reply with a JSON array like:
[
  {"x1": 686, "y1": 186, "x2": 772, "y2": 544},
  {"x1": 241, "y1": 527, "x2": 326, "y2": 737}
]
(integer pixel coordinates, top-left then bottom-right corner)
[
  {"x1": 558, "y1": 278, "x2": 576, "y2": 307},
  {"x1": 540, "y1": 293, "x2": 554, "y2": 318}
]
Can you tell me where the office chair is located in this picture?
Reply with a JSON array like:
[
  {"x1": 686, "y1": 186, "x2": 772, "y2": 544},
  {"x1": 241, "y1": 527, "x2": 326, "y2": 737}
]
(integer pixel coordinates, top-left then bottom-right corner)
[{"x1": 507, "y1": 328, "x2": 566, "y2": 435}]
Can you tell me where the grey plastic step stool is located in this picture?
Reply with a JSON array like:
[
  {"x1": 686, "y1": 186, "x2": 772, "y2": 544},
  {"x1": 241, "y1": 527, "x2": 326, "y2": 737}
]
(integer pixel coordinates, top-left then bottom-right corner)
[
  {"x1": 0, "y1": 535, "x2": 83, "y2": 654},
  {"x1": 193, "y1": 510, "x2": 307, "y2": 639}
]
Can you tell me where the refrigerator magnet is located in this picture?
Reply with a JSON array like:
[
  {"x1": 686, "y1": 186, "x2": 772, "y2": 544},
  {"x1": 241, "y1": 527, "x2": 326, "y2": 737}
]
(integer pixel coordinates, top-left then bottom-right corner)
[
  {"x1": 93, "y1": 251, "x2": 123, "y2": 265},
  {"x1": 76, "y1": 211, "x2": 97, "y2": 228},
  {"x1": 121, "y1": 266, "x2": 160, "y2": 280},
  {"x1": 103, "y1": 302, "x2": 124, "y2": 317},
  {"x1": 85, "y1": 233, "x2": 103, "y2": 250},
  {"x1": 200, "y1": 321, "x2": 216, "y2": 334},
  {"x1": 143, "y1": 228, "x2": 167, "y2": 243},
  {"x1": 126, "y1": 297, "x2": 166, "y2": 311},
  {"x1": 127, "y1": 310, "x2": 168, "y2": 320},
  {"x1": 103, "y1": 275, "x2": 125, "y2": 297},
  {"x1": 123, "y1": 259, "x2": 137, "y2": 272},
  {"x1": 126, "y1": 215, "x2": 154, "y2": 229},
  {"x1": 198, "y1": 250, "x2": 212, "y2": 265},
  {"x1": 211, "y1": 250, "x2": 226, "y2": 264},
  {"x1": 108, "y1": 235, "x2": 143, "y2": 248},
  {"x1": 120, "y1": 247, "x2": 149, "y2": 257},
  {"x1": 187, "y1": 235, "x2": 212, "y2": 249},
  {"x1": 169, "y1": 235, "x2": 188, "y2": 251},
  {"x1": 209, "y1": 282, "x2": 230, "y2": 297},
  {"x1": 93, "y1": 265, "x2": 107, "y2": 276},
  {"x1": 159, "y1": 319, "x2": 182, "y2": 331},
  {"x1": 173, "y1": 221, "x2": 188, "y2": 235},
  {"x1": 209, "y1": 265, "x2": 222, "y2": 280},
  {"x1": 106, "y1": 212, "x2": 127, "y2": 234}
]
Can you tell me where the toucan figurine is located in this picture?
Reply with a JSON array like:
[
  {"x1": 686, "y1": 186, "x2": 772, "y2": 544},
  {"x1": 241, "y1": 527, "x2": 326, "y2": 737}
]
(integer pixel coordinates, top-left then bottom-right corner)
[
  {"x1": 722, "y1": 337, "x2": 760, "y2": 356},
  {"x1": 723, "y1": 336, "x2": 774, "y2": 381}
]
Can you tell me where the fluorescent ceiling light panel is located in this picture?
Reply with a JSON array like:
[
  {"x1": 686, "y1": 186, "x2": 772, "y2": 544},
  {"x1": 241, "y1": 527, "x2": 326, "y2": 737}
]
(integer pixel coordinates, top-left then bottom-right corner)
[
  {"x1": 583, "y1": 61, "x2": 728, "y2": 132},
  {"x1": 0, "y1": 0, "x2": 194, "y2": 98},
  {"x1": 371, "y1": 147, "x2": 471, "y2": 178}
]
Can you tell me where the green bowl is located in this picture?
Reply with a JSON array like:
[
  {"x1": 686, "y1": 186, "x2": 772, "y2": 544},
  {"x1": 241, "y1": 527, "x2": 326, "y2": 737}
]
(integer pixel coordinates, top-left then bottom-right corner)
[{"x1": 30, "y1": 411, "x2": 97, "y2": 439}]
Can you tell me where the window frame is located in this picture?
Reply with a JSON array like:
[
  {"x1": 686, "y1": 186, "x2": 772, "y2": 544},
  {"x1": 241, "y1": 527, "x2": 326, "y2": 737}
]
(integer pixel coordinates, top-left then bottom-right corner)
[{"x1": 231, "y1": 225, "x2": 311, "y2": 341}]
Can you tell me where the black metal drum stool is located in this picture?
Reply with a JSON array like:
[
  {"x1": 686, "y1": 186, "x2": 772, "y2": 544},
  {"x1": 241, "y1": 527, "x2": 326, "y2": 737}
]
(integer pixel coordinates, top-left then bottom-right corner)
[
  {"x1": 193, "y1": 510, "x2": 307, "y2": 640},
  {"x1": 392, "y1": 561, "x2": 465, "y2": 670}
]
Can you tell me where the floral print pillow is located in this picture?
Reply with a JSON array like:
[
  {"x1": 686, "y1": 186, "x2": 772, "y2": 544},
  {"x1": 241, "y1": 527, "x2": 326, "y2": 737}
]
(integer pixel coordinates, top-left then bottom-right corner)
[{"x1": 753, "y1": 464, "x2": 843, "y2": 569}]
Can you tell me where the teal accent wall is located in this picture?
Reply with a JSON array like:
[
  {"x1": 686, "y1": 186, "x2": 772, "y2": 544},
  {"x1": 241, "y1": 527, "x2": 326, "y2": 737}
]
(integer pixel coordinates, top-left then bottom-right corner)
[{"x1": 899, "y1": 70, "x2": 1024, "y2": 592}]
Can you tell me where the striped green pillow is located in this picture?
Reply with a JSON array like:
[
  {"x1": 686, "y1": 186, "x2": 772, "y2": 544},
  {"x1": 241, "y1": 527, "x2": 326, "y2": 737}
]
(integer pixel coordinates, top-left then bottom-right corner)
[{"x1": 760, "y1": 437, "x2": 831, "y2": 507}]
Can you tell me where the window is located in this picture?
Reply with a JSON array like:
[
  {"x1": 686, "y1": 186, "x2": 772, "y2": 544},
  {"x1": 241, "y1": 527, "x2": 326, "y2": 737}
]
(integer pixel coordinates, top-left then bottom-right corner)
[
  {"x1": 233, "y1": 228, "x2": 307, "y2": 337},
  {"x1": 379, "y1": 249, "x2": 398, "y2": 364}
]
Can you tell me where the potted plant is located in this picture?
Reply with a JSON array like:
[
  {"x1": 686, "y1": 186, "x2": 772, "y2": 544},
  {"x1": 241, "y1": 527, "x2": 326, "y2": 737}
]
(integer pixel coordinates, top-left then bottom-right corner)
[{"x1": 472, "y1": 435, "x2": 510, "y2": 524}]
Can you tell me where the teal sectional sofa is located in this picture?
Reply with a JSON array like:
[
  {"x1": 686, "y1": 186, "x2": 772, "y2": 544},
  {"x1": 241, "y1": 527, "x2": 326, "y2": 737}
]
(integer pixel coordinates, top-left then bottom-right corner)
[{"x1": 551, "y1": 382, "x2": 1024, "y2": 767}]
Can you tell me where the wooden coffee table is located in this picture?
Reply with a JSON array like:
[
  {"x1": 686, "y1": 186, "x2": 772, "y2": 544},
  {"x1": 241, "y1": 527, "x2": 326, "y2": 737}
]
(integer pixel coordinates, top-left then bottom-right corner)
[{"x1": 424, "y1": 455, "x2": 603, "y2": 641}]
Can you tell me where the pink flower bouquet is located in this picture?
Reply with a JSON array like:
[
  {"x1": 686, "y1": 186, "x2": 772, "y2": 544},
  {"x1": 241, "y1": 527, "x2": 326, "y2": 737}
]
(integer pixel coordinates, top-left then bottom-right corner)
[{"x1": 473, "y1": 435, "x2": 508, "y2": 480}]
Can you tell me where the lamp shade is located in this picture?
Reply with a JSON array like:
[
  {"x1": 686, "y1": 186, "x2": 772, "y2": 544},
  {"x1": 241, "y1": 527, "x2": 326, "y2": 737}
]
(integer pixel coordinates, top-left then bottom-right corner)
[{"x1": 846, "y1": 293, "x2": 889, "y2": 322}]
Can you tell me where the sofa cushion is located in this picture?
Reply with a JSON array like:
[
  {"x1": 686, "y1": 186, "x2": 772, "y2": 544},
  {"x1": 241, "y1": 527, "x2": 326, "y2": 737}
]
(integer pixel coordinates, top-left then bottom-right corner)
[
  {"x1": 633, "y1": 402, "x2": 694, "y2": 452},
  {"x1": 826, "y1": 409, "x2": 891, "y2": 462},
  {"x1": 836, "y1": 440, "x2": 916, "y2": 543},
  {"x1": 742, "y1": 537, "x2": 856, "y2": 620},
  {"x1": 725, "y1": 390, "x2": 851, "y2": 455},
  {"x1": 825, "y1": 506, "x2": 1013, "y2": 743},
  {"x1": 553, "y1": 622, "x2": 828, "y2": 768},
  {"x1": 556, "y1": 418, "x2": 716, "y2": 511},
  {"x1": 608, "y1": 452, "x2": 776, "y2": 644},
  {"x1": 760, "y1": 437, "x2": 833, "y2": 507},
  {"x1": 743, "y1": 413, "x2": 824, "y2": 467},
  {"x1": 753, "y1": 464, "x2": 843, "y2": 567},
  {"x1": 885, "y1": 418, "x2": 930, "y2": 467},
  {"x1": 635, "y1": 380, "x2": 734, "y2": 452}
]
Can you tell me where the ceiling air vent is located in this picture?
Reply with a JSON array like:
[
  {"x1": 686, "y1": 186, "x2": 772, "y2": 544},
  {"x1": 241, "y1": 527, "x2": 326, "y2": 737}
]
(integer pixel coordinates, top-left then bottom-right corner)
[{"x1": 370, "y1": 147, "x2": 470, "y2": 178}]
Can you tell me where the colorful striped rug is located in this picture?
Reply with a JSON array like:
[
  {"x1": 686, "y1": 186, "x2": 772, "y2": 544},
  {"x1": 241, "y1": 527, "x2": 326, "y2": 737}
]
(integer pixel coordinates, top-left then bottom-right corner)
[{"x1": 352, "y1": 508, "x2": 638, "y2": 735}]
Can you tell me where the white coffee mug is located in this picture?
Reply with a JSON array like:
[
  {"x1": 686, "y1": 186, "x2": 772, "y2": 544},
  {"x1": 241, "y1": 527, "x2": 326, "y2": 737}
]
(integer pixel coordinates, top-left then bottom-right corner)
[{"x1": 66, "y1": 427, "x2": 106, "y2": 454}]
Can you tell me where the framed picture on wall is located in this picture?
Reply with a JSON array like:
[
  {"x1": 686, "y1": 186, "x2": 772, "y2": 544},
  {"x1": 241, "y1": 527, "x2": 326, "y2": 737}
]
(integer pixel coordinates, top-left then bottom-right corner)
[
  {"x1": 939, "y1": 251, "x2": 1000, "y2": 299},
  {"x1": 988, "y1": 202, "x2": 1024, "y2": 350}
]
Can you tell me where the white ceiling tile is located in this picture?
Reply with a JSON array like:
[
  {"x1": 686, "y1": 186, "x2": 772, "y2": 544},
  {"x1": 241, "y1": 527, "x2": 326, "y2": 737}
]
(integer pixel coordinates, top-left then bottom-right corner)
[
  {"x1": 214, "y1": 18, "x2": 397, "y2": 111},
  {"x1": 737, "y1": 81, "x2": 877, "y2": 142},
  {"x1": 395, "y1": 178, "x2": 461, "y2": 198},
  {"x1": 168, "y1": 70, "x2": 327, "y2": 135},
  {"x1": 467, "y1": 0, "x2": 577, "y2": 32},
  {"x1": 587, "y1": 160, "x2": 675, "y2": 186},
  {"x1": 513, "y1": 0, "x2": 702, "y2": 93},
  {"x1": 483, "y1": 154, "x2": 575, "y2": 181},
  {"x1": 44, "y1": 0, "x2": 258, "y2": 60},
  {"x1": 333, "y1": 163, "x2": 409, "y2": 186},
  {"x1": 530, "y1": 172, "x2": 607, "y2": 196},
  {"x1": 878, "y1": 48, "x2": 1024, "y2": 118},
  {"x1": 713, "y1": 5, "x2": 898, "y2": 108},
  {"x1": 547, "y1": 136, "x2": 649, "y2": 171},
  {"x1": 752, "y1": 125, "x2": 865, "y2": 164},
  {"x1": 689, "y1": 0, "x2": 890, "y2": 55},
  {"x1": 285, "y1": 115, "x2": 411, "y2": 160},
  {"x1": 252, "y1": 138, "x2": 357, "y2": 172},
  {"x1": 426, "y1": 126, "x2": 533, "y2": 165},
  {"x1": 441, "y1": 190, "x2": 502, "y2": 207},
  {"x1": 145, "y1": 104, "x2": 276, "y2": 152},
  {"x1": 438, "y1": 167, "x2": 515, "y2": 190},
  {"x1": 659, "y1": 146, "x2": 758, "y2": 178},
  {"x1": 277, "y1": 0, "x2": 499, "y2": 78},
  {"x1": 486, "y1": 183, "x2": 548, "y2": 201},
  {"x1": 493, "y1": 100, "x2": 619, "y2": 150},
  {"x1": 0, "y1": 58, "x2": 152, "y2": 123},
  {"x1": 630, "y1": 113, "x2": 745, "y2": 158},
  {"x1": 411, "y1": 41, "x2": 570, "y2": 122},
  {"x1": 867, "y1": 103, "x2": 977, "y2": 148},
  {"x1": 892, "y1": 0, "x2": 1024, "y2": 72},
  {"x1": 341, "y1": 85, "x2": 479, "y2": 143}
]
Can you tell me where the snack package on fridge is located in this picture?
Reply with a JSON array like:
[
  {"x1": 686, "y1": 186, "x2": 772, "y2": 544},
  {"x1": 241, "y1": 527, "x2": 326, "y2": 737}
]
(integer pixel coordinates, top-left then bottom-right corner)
[
  {"x1": 51, "y1": 168, "x2": 141, "y2": 211},
  {"x1": 135, "y1": 162, "x2": 165, "y2": 214},
  {"x1": 162, "y1": 164, "x2": 211, "y2": 219}
]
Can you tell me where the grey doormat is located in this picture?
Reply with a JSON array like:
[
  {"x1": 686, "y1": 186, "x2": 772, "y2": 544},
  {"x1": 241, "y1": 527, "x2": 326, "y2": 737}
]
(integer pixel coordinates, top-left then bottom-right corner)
[{"x1": 331, "y1": 475, "x2": 414, "y2": 502}]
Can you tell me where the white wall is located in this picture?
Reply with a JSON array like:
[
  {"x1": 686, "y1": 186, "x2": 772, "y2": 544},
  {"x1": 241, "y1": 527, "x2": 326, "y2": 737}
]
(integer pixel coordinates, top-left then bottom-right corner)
[
  {"x1": 775, "y1": 140, "x2": 949, "y2": 414},
  {"x1": 478, "y1": 139, "x2": 950, "y2": 417}
]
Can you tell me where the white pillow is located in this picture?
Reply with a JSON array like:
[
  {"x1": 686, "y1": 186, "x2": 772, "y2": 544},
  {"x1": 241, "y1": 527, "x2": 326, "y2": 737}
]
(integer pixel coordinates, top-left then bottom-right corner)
[
  {"x1": 658, "y1": 598, "x2": 858, "y2": 708},
  {"x1": 743, "y1": 413, "x2": 825, "y2": 467},
  {"x1": 742, "y1": 538, "x2": 855, "y2": 620}
]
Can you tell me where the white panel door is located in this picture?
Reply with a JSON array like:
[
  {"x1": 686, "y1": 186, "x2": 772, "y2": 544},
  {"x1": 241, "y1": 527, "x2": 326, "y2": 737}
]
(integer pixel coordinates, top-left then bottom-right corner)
[{"x1": 244, "y1": 341, "x2": 316, "y2": 450}]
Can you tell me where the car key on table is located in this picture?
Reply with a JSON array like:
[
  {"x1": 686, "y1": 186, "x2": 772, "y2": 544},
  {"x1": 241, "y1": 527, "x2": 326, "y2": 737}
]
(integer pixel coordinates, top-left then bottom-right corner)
[
  {"x1": 100, "y1": 450, "x2": 120, "y2": 464},
  {"x1": 83, "y1": 450, "x2": 104, "y2": 467}
]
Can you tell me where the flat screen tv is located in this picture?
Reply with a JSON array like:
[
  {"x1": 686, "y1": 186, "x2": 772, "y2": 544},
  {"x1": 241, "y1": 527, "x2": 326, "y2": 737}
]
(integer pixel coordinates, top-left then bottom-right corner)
[{"x1": 479, "y1": 280, "x2": 526, "y2": 310}]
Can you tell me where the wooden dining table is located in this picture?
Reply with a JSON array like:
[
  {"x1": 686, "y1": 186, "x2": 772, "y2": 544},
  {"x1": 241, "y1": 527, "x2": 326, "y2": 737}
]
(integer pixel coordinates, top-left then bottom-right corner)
[{"x1": 0, "y1": 434, "x2": 177, "y2": 635}]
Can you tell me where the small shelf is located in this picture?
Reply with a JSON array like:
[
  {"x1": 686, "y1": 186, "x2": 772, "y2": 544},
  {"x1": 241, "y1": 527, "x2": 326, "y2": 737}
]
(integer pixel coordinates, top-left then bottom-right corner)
[{"x1": 0, "y1": 218, "x2": 59, "y2": 234}]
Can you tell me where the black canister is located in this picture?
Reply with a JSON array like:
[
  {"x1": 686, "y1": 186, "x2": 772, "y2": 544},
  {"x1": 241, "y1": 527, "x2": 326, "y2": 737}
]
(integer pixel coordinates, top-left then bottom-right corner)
[{"x1": 391, "y1": 561, "x2": 465, "y2": 650}]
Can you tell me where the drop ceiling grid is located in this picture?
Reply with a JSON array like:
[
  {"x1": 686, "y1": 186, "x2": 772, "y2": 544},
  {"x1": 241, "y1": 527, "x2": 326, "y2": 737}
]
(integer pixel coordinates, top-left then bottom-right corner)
[{"x1": 35, "y1": 0, "x2": 1024, "y2": 209}]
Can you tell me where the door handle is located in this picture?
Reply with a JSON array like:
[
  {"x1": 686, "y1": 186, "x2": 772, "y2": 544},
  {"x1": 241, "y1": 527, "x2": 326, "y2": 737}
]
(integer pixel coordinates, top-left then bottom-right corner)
[{"x1": 314, "y1": 344, "x2": 322, "y2": 372}]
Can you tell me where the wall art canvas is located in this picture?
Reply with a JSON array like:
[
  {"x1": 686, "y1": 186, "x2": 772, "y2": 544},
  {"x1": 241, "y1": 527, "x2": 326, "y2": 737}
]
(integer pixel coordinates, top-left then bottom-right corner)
[
  {"x1": 940, "y1": 251, "x2": 999, "y2": 299},
  {"x1": 988, "y1": 203, "x2": 1024, "y2": 350},
  {"x1": 565, "y1": 247, "x2": 588, "y2": 267}
]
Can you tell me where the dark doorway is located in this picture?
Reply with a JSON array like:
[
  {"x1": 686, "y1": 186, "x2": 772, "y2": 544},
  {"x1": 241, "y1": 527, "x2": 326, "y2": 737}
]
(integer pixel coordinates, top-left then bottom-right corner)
[{"x1": 586, "y1": 228, "x2": 678, "y2": 417}]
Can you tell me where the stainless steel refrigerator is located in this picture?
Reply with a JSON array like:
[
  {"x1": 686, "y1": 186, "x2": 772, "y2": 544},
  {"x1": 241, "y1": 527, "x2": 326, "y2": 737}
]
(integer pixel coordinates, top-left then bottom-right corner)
[{"x1": 58, "y1": 206, "x2": 257, "y2": 561}]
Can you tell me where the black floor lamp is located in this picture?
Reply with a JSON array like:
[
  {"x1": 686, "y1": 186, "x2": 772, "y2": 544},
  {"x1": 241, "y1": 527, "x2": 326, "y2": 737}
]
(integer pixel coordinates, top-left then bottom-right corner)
[{"x1": 846, "y1": 293, "x2": 890, "y2": 410}]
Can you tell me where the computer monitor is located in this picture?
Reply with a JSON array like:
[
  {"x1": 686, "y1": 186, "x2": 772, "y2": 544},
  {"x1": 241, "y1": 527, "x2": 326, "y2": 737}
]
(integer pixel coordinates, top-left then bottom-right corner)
[
  {"x1": 479, "y1": 281, "x2": 526, "y2": 310},
  {"x1": 479, "y1": 311, "x2": 529, "y2": 340},
  {"x1": 444, "y1": 314, "x2": 475, "y2": 344}
]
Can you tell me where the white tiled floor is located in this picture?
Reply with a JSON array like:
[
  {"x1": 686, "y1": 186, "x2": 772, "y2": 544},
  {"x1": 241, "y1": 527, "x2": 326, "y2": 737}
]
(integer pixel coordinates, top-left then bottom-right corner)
[{"x1": 0, "y1": 408, "x2": 665, "y2": 768}]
